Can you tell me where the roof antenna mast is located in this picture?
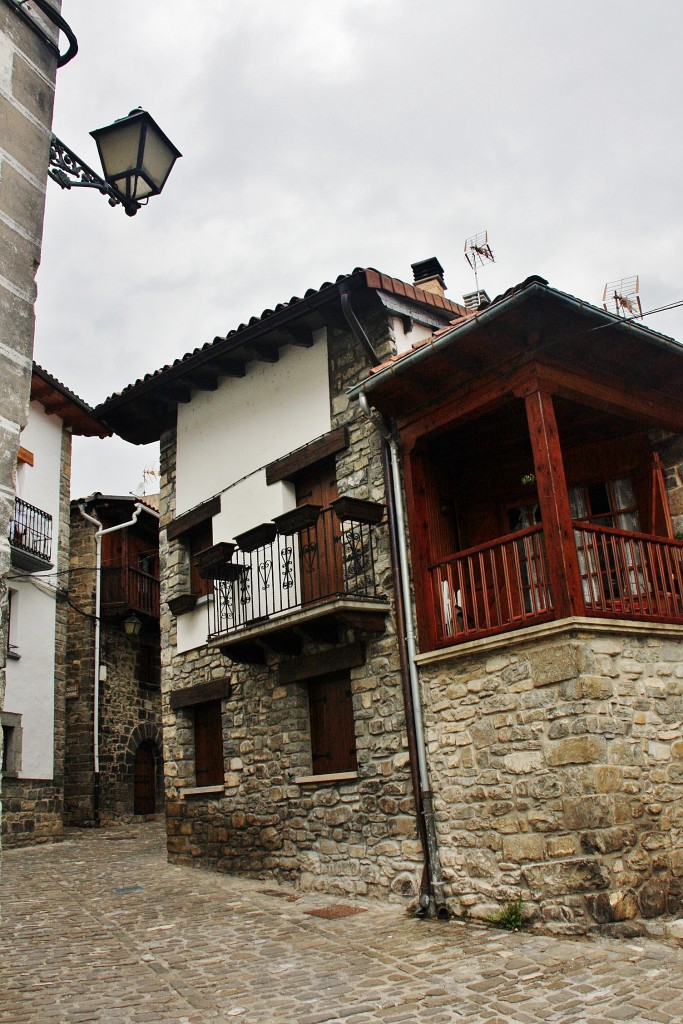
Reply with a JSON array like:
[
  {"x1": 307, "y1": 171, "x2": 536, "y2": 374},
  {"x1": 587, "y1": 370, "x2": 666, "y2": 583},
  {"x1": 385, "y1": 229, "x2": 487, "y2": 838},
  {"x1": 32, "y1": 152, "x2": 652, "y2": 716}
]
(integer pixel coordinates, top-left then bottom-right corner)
[
  {"x1": 464, "y1": 230, "x2": 495, "y2": 299},
  {"x1": 602, "y1": 275, "x2": 642, "y2": 319}
]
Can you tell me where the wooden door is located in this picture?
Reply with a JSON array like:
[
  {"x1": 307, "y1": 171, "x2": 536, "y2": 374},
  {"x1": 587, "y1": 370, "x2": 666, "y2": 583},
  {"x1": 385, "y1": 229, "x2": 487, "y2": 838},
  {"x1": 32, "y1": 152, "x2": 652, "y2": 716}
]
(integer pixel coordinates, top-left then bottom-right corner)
[
  {"x1": 133, "y1": 741, "x2": 156, "y2": 815},
  {"x1": 295, "y1": 461, "x2": 341, "y2": 603}
]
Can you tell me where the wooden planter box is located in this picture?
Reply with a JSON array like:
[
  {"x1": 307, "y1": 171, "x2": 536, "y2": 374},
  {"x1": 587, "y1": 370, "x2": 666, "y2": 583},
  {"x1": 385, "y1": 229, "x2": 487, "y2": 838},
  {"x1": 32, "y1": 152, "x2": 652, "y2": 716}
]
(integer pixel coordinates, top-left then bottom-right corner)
[
  {"x1": 331, "y1": 497, "x2": 385, "y2": 525},
  {"x1": 168, "y1": 593, "x2": 198, "y2": 616},
  {"x1": 273, "y1": 504, "x2": 322, "y2": 535},
  {"x1": 234, "y1": 522, "x2": 277, "y2": 552},
  {"x1": 195, "y1": 542, "x2": 236, "y2": 580}
]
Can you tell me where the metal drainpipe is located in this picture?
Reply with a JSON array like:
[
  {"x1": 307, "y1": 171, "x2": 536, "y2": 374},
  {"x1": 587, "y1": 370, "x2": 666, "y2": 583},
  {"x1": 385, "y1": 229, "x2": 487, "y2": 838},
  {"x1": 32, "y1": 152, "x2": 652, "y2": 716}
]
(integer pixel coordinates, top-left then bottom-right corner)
[
  {"x1": 78, "y1": 502, "x2": 144, "y2": 825},
  {"x1": 358, "y1": 392, "x2": 448, "y2": 917}
]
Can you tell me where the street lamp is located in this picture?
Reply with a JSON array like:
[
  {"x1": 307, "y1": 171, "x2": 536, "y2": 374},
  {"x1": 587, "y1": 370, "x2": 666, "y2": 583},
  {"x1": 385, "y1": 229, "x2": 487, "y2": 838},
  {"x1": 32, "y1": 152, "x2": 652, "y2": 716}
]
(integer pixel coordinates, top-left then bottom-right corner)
[
  {"x1": 49, "y1": 108, "x2": 181, "y2": 216},
  {"x1": 123, "y1": 613, "x2": 143, "y2": 637}
]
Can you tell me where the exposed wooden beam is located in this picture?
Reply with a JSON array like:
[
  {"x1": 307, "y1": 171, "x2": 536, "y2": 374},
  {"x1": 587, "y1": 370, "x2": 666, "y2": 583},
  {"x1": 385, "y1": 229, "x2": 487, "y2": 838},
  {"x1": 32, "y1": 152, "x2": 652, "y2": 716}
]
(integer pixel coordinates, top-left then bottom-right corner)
[
  {"x1": 279, "y1": 643, "x2": 364, "y2": 685},
  {"x1": 163, "y1": 385, "x2": 192, "y2": 404},
  {"x1": 281, "y1": 326, "x2": 314, "y2": 348},
  {"x1": 169, "y1": 677, "x2": 232, "y2": 709},
  {"x1": 204, "y1": 356, "x2": 246, "y2": 378},
  {"x1": 244, "y1": 342, "x2": 280, "y2": 363},
  {"x1": 184, "y1": 371, "x2": 219, "y2": 392}
]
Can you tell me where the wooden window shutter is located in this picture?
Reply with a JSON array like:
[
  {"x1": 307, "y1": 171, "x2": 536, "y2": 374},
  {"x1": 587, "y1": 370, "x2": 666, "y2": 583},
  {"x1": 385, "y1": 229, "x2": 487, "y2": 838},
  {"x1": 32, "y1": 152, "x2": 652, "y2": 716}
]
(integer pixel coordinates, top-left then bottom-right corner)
[
  {"x1": 309, "y1": 672, "x2": 357, "y2": 776},
  {"x1": 194, "y1": 700, "x2": 224, "y2": 786}
]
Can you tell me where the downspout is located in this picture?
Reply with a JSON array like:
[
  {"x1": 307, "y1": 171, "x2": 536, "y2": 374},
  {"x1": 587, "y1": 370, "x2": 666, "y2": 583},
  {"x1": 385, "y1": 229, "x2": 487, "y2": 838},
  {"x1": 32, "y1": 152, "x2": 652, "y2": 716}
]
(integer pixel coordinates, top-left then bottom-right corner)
[
  {"x1": 359, "y1": 392, "x2": 446, "y2": 916},
  {"x1": 78, "y1": 502, "x2": 143, "y2": 825},
  {"x1": 339, "y1": 286, "x2": 447, "y2": 916}
]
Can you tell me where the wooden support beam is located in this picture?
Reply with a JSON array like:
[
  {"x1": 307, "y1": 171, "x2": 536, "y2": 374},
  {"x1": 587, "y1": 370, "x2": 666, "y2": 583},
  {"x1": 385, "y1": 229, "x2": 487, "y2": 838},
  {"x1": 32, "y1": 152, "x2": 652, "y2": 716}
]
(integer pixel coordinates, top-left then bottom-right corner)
[
  {"x1": 185, "y1": 371, "x2": 219, "y2": 392},
  {"x1": 245, "y1": 342, "x2": 279, "y2": 363},
  {"x1": 524, "y1": 388, "x2": 585, "y2": 619},
  {"x1": 266, "y1": 427, "x2": 348, "y2": 485},
  {"x1": 279, "y1": 643, "x2": 365, "y2": 685},
  {"x1": 519, "y1": 361, "x2": 683, "y2": 433},
  {"x1": 281, "y1": 326, "x2": 314, "y2": 348},
  {"x1": 163, "y1": 385, "x2": 192, "y2": 404},
  {"x1": 204, "y1": 356, "x2": 246, "y2": 378},
  {"x1": 169, "y1": 677, "x2": 232, "y2": 709},
  {"x1": 403, "y1": 450, "x2": 437, "y2": 651}
]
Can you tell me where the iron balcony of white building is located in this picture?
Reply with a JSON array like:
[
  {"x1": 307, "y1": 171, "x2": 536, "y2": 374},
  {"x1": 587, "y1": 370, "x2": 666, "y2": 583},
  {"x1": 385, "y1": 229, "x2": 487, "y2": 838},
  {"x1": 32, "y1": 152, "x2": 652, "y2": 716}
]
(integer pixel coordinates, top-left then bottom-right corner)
[
  {"x1": 9, "y1": 496, "x2": 53, "y2": 571},
  {"x1": 204, "y1": 500, "x2": 389, "y2": 662}
]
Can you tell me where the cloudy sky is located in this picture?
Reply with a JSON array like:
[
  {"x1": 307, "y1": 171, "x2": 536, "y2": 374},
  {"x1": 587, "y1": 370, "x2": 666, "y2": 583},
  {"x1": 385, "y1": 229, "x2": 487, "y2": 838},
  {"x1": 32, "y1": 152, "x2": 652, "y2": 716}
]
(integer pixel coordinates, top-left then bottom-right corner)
[{"x1": 34, "y1": 0, "x2": 683, "y2": 498}]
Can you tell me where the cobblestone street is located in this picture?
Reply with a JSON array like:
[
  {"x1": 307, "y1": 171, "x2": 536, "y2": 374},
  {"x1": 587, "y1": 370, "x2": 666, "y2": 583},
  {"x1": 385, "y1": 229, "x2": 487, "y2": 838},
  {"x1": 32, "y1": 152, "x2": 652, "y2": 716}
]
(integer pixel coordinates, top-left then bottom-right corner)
[{"x1": 3, "y1": 822, "x2": 683, "y2": 1024}]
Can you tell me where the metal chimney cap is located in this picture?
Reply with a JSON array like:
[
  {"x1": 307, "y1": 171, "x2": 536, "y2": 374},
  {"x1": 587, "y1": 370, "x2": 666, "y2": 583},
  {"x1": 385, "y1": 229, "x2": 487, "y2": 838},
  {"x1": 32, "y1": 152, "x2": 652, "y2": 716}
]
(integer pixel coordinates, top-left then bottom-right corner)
[{"x1": 411, "y1": 257, "x2": 445, "y2": 284}]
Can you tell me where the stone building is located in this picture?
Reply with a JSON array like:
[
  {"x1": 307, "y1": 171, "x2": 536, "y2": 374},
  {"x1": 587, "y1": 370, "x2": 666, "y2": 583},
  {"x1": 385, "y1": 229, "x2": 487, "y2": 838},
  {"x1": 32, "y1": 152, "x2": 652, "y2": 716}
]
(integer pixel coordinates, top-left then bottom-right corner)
[
  {"x1": 0, "y1": 0, "x2": 76, "y2": 856},
  {"x1": 97, "y1": 262, "x2": 683, "y2": 932},
  {"x1": 3, "y1": 365, "x2": 107, "y2": 846},
  {"x1": 65, "y1": 493, "x2": 162, "y2": 825}
]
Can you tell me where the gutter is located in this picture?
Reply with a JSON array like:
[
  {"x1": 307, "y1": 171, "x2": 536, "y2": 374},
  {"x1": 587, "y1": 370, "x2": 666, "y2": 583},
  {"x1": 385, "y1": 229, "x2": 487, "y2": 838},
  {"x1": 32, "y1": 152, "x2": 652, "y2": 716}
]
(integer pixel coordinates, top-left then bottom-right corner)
[
  {"x1": 359, "y1": 390, "x2": 447, "y2": 916},
  {"x1": 340, "y1": 296, "x2": 446, "y2": 915}
]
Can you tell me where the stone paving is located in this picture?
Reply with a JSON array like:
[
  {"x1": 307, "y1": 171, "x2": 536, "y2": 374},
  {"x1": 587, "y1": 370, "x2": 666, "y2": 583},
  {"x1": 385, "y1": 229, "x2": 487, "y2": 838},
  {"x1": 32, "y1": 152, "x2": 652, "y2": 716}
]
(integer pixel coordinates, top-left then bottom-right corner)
[{"x1": 2, "y1": 823, "x2": 683, "y2": 1024}]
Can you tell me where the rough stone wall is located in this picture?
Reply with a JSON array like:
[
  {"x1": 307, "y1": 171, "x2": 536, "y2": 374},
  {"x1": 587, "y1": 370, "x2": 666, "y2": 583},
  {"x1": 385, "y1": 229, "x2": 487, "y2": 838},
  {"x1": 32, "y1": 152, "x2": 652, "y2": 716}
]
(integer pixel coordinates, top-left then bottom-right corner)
[
  {"x1": 0, "y1": 0, "x2": 61, "y2": 863},
  {"x1": 420, "y1": 625, "x2": 683, "y2": 932},
  {"x1": 1, "y1": 426, "x2": 71, "y2": 847},
  {"x1": 161, "y1": 317, "x2": 426, "y2": 899},
  {"x1": 65, "y1": 511, "x2": 163, "y2": 824},
  {"x1": 64, "y1": 510, "x2": 96, "y2": 821}
]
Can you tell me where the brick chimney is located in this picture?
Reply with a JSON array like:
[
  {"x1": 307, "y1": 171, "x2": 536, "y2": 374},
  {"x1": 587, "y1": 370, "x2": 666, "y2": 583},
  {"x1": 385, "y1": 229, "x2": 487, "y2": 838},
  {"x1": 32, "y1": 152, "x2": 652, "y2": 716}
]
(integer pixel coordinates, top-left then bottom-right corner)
[{"x1": 411, "y1": 257, "x2": 446, "y2": 298}]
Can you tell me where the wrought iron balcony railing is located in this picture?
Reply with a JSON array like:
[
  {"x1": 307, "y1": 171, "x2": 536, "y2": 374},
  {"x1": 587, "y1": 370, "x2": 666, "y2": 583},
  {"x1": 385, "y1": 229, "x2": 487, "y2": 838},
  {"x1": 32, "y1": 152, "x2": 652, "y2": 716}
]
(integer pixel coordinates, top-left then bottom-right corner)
[
  {"x1": 9, "y1": 496, "x2": 53, "y2": 564},
  {"x1": 207, "y1": 504, "x2": 383, "y2": 639},
  {"x1": 101, "y1": 565, "x2": 160, "y2": 618}
]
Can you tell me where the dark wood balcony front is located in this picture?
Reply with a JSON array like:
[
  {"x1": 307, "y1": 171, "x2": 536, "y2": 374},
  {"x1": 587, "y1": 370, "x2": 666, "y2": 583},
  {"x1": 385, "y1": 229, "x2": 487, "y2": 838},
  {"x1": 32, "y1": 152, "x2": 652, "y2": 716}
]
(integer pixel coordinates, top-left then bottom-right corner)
[
  {"x1": 101, "y1": 565, "x2": 160, "y2": 618},
  {"x1": 430, "y1": 525, "x2": 683, "y2": 646},
  {"x1": 206, "y1": 505, "x2": 388, "y2": 662},
  {"x1": 9, "y1": 496, "x2": 53, "y2": 571}
]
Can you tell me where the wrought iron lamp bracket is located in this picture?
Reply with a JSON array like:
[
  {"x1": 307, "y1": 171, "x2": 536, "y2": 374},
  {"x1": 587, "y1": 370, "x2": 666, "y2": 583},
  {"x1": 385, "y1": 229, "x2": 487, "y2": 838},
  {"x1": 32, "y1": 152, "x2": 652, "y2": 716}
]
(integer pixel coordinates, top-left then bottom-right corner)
[{"x1": 48, "y1": 135, "x2": 141, "y2": 216}]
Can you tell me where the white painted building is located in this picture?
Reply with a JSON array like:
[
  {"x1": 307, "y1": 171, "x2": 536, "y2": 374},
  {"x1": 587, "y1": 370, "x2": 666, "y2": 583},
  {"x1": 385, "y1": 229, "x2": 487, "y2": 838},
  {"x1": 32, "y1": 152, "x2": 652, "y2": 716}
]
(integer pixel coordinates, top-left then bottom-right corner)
[{"x1": 2, "y1": 365, "x2": 107, "y2": 846}]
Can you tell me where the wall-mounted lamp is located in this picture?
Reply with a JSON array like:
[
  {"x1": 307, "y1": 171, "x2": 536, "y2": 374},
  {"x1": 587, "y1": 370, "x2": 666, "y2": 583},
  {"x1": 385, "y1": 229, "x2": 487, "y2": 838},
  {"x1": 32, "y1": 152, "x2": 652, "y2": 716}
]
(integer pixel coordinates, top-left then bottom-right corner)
[
  {"x1": 123, "y1": 613, "x2": 142, "y2": 637},
  {"x1": 49, "y1": 108, "x2": 181, "y2": 216}
]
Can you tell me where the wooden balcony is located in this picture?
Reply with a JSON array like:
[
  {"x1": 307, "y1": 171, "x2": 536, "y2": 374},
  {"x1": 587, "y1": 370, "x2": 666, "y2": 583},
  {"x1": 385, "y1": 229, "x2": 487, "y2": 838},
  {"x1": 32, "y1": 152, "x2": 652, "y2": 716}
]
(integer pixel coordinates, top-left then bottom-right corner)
[
  {"x1": 101, "y1": 566, "x2": 160, "y2": 619},
  {"x1": 429, "y1": 525, "x2": 683, "y2": 647}
]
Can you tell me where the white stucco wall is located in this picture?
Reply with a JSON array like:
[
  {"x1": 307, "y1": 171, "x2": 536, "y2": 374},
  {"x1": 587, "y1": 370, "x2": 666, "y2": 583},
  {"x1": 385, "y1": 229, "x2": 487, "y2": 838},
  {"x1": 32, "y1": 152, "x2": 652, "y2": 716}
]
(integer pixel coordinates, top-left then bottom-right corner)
[
  {"x1": 392, "y1": 316, "x2": 436, "y2": 356},
  {"x1": 175, "y1": 329, "x2": 331, "y2": 653},
  {"x1": 5, "y1": 401, "x2": 63, "y2": 779},
  {"x1": 176, "y1": 329, "x2": 330, "y2": 515}
]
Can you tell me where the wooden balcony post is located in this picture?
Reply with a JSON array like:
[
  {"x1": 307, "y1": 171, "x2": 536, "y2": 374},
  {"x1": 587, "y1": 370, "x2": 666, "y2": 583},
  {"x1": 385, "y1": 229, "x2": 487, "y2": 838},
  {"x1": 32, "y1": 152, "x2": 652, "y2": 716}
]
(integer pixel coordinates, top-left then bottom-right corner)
[
  {"x1": 524, "y1": 389, "x2": 585, "y2": 619},
  {"x1": 403, "y1": 448, "x2": 438, "y2": 651}
]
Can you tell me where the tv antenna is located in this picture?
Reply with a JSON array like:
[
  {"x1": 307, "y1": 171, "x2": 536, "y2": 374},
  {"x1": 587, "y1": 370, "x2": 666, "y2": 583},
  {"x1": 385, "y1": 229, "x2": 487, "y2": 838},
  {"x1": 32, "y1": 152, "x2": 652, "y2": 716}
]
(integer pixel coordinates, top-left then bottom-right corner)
[
  {"x1": 602, "y1": 276, "x2": 642, "y2": 319},
  {"x1": 464, "y1": 230, "x2": 495, "y2": 295}
]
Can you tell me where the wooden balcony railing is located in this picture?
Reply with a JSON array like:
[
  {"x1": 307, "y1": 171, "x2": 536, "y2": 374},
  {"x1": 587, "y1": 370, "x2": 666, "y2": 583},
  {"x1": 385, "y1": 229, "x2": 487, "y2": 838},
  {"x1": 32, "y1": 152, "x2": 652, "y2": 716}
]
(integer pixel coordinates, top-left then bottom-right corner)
[
  {"x1": 208, "y1": 507, "x2": 381, "y2": 639},
  {"x1": 429, "y1": 524, "x2": 683, "y2": 647},
  {"x1": 429, "y1": 525, "x2": 553, "y2": 645},
  {"x1": 9, "y1": 496, "x2": 52, "y2": 563},
  {"x1": 101, "y1": 566, "x2": 160, "y2": 618},
  {"x1": 573, "y1": 523, "x2": 683, "y2": 621}
]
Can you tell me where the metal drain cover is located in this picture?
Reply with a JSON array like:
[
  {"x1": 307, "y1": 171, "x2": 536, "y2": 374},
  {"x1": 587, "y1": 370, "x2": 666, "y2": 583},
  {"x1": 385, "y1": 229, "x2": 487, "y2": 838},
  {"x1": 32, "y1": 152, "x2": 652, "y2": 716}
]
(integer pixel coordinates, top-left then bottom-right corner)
[{"x1": 305, "y1": 905, "x2": 366, "y2": 920}]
